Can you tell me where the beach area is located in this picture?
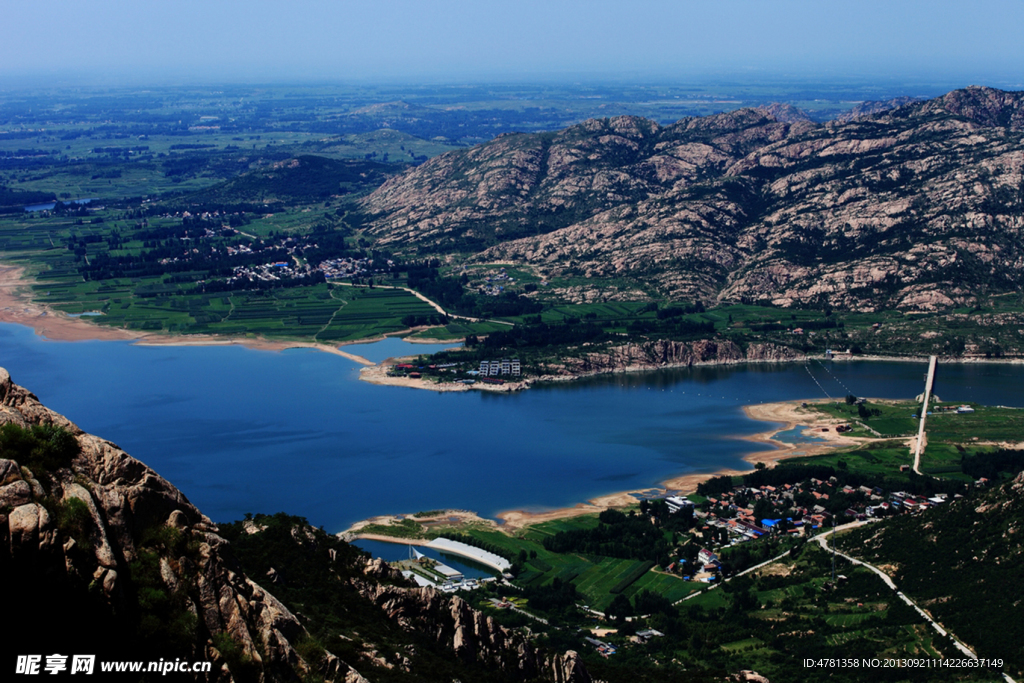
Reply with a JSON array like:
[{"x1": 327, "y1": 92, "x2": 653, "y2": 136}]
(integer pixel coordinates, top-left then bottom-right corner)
[{"x1": 492, "y1": 399, "x2": 865, "y2": 530}]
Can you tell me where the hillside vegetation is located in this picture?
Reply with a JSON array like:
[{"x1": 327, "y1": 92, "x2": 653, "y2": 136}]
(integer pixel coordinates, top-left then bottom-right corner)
[{"x1": 840, "y1": 472, "x2": 1024, "y2": 679}]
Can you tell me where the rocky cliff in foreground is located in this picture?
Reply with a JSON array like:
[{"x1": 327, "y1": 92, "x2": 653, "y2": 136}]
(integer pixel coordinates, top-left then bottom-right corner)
[{"x1": 0, "y1": 368, "x2": 593, "y2": 683}]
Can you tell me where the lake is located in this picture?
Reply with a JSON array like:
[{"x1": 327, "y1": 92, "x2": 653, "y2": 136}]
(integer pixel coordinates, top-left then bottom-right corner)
[
  {"x1": 2, "y1": 321, "x2": 1022, "y2": 532},
  {"x1": 24, "y1": 198, "x2": 96, "y2": 212}
]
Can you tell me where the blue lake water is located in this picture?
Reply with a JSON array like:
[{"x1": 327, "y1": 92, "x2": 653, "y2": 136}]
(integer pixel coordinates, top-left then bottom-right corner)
[
  {"x1": 342, "y1": 336, "x2": 459, "y2": 363},
  {"x1": 772, "y1": 426, "x2": 829, "y2": 445},
  {"x1": 24, "y1": 198, "x2": 96, "y2": 212},
  {"x1": 2, "y1": 321, "x2": 1023, "y2": 532}
]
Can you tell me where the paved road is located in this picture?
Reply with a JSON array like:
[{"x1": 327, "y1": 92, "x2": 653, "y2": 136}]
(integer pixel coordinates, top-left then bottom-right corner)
[
  {"x1": 812, "y1": 524, "x2": 1019, "y2": 682},
  {"x1": 579, "y1": 523, "x2": 1016, "y2": 681}
]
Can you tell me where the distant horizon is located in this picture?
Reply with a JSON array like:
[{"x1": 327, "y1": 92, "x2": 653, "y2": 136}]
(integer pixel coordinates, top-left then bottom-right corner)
[
  {"x1": 3, "y1": 0, "x2": 1023, "y2": 93},
  {"x1": 1, "y1": 69, "x2": 1022, "y2": 99}
]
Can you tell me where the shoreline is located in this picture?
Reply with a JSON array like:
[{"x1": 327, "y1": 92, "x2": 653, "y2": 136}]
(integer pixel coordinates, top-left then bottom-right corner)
[
  {"x1": 4, "y1": 260, "x2": 1022, "y2": 391},
  {"x1": 0, "y1": 263, "x2": 382, "y2": 365},
  {"x1": 495, "y1": 399, "x2": 863, "y2": 530},
  {"x1": 0, "y1": 262, "x2": 1005, "y2": 532},
  {"x1": 341, "y1": 398, "x2": 863, "y2": 534}
]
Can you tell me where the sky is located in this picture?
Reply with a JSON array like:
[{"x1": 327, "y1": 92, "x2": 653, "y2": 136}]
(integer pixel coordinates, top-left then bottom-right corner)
[{"x1": 3, "y1": 0, "x2": 1024, "y2": 86}]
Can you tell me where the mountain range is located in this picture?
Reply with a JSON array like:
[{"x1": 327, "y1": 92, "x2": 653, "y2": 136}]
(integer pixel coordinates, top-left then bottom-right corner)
[{"x1": 358, "y1": 86, "x2": 1024, "y2": 313}]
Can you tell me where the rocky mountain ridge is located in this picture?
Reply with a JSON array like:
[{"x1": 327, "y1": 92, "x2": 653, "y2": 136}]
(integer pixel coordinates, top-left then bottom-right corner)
[
  {"x1": 355, "y1": 578, "x2": 591, "y2": 683},
  {"x1": 359, "y1": 86, "x2": 1024, "y2": 313}
]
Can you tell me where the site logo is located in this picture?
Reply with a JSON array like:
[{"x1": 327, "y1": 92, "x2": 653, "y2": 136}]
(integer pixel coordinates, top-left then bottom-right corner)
[{"x1": 15, "y1": 655, "x2": 211, "y2": 676}]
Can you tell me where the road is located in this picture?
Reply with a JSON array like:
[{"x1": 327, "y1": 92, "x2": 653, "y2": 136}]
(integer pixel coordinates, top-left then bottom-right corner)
[
  {"x1": 667, "y1": 521, "x2": 1013, "y2": 682},
  {"x1": 573, "y1": 521, "x2": 1015, "y2": 681},
  {"x1": 329, "y1": 281, "x2": 514, "y2": 327},
  {"x1": 812, "y1": 523, "x2": 1018, "y2": 681}
]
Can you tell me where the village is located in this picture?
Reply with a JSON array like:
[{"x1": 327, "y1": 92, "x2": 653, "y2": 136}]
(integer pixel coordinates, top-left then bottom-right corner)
[{"x1": 656, "y1": 471, "x2": 969, "y2": 584}]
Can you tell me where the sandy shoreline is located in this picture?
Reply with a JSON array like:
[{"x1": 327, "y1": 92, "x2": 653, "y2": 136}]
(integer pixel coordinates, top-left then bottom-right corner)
[
  {"x1": 340, "y1": 399, "x2": 864, "y2": 534},
  {"x1": 0, "y1": 264, "x2": 145, "y2": 342},
  {"x1": 494, "y1": 399, "x2": 863, "y2": 529},
  {"x1": 0, "y1": 263, "x2": 379, "y2": 365}
]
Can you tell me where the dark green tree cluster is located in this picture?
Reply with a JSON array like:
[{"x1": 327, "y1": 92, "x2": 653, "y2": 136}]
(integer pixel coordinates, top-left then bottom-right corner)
[
  {"x1": 960, "y1": 448, "x2": 1024, "y2": 480},
  {"x1": 542, "y1": 509, "x2": 673, "y2": 564},
  {"x1": 0, "y1": 422, "x2": 80, "y2": 473}
]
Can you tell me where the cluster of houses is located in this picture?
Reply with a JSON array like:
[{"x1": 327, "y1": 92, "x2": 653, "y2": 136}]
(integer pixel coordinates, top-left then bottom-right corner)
[
  {"x1": 659, "y1": 477, "x2": 961, "y2": 572},
  {"x1": 477, "y1": 268, "x2": 516, "y2": 296},
  {"x1": 228, "y1": 250, "x2": 399, "y2": 286},
  {"x1": 227, "y1": 260, "x2": 317, "y2": 284},
  {"x1": 664, "y1": 548, "x2": 724, "y2": 583},
  {"x1": 318, "y1": 255, "x2": 390, "y2": 280},
  {"x1": 152, "y1": 217, "x2": 396, "y2": 286}
]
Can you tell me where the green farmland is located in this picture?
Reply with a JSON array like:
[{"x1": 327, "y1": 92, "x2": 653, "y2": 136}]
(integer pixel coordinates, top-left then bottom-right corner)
[{"x1": 29, "y1": 267, "x2": 437, "y2": 342}]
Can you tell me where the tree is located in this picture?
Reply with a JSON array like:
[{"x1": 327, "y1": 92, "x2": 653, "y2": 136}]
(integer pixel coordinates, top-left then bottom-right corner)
[
  {"x1": 606, "y1": 594, "x2": 633, "y2": 621},
  {"x1": 753, "y1": 498, "x2": 774, "y2": 524}
]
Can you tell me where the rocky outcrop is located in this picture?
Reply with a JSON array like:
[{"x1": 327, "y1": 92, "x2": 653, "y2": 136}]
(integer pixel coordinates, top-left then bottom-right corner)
[
  {"x1": 356, "y1": 581, "x2": 592, "y2": 683},
  {"x1": 835, "y1": 96, "x2": 921, "y2": 122},
  {"x1": 359, "y1": 86, "x2": 1024, "y2": 313},
  {"x1": 543, "y1": 339, "x2": 804, "y2": 376},
  {"x1": 756, "y1": 103, "x2": 811, "y2": 124},
  {"x1": 0, "y1": 366, "x2": 364, "y2": 683}
]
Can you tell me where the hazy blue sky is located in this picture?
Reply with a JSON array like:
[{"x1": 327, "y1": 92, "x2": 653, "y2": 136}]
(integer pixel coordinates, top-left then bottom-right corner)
[{"x1": 3, "y1": 0, "x2": 1024, "y2": 85}]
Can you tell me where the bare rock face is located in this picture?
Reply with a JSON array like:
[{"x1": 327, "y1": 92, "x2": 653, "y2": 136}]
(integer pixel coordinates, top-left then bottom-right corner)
[
  {"x1": 359, "y1": 87, "x2": 1024, "y2": 312},
  {"x1": 756, "y1": 103, "x2": 812, "y2": 124},
  {"x1": 356, "y1": 582, "x2": 593, "y2": 683},
  {"x1": 0, "y1": 367, "x2": 364, "y2": 683},
  {"x1": 546, "y1": 339, "x2": 804, "y2": 376},
  {"x1": 731, "y1": 671, "x2": 771, "y2": 683},
  {"x1": 836, "y1": 96, "x2": 922, "y2": 122}
]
